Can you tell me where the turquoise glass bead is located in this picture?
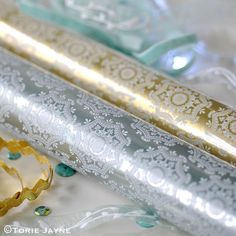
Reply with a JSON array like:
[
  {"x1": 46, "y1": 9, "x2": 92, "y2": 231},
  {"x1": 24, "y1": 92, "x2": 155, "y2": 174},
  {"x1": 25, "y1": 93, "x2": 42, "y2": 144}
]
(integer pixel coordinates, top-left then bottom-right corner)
[
  {"x1": 136, "y1": 216, "x2": 158, "y2": 228},
  {"x1": 8, "y1": 152, "x2": 21, "y2": 160},
  {"x1": 35, "y1": 206, "x2": 51, "y2": 216},
  {"x1": 55, "y1": 163, "x2": 76, "y2": 177}
]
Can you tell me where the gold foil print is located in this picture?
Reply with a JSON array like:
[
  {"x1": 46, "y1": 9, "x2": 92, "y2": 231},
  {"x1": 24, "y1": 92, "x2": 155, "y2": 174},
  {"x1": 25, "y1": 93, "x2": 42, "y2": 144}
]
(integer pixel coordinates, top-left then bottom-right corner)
[
  {"x1": 0, "y1": 1, "x2": 236, "y2": 165},
  {"x1": 0, "y1": 138, "x2": 53, "y2": 216}
]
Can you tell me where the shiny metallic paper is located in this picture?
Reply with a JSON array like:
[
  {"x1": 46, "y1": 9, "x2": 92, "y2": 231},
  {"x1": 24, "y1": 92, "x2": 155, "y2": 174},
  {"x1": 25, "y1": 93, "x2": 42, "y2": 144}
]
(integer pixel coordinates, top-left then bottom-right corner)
[
  {"x1": 0, "y1": 48, "x2": 236, "y2": 236},
  {"x1": 0, "y1": 1, "x2": 236, "y2": 165}
]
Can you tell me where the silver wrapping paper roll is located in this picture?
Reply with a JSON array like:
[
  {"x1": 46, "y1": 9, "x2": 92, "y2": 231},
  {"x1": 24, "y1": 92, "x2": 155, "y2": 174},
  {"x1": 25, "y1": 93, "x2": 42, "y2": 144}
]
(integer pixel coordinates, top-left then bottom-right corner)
[{"x1": 0, "y1": 48, "x2": 236, "y2": 236}]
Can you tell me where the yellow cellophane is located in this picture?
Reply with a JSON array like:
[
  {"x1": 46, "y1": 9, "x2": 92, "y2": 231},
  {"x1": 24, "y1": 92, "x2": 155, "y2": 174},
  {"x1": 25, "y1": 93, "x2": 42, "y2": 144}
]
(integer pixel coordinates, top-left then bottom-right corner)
[
  {"x1": 0, "y1": 1, "x2": 236, "y2": 165},
  {"x1": 0, "y1": 138, "x2": 53, "y2": 216}
]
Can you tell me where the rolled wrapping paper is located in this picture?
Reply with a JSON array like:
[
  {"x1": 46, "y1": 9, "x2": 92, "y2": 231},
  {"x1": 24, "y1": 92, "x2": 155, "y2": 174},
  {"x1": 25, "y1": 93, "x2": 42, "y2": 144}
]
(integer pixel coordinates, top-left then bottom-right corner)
[
  {"x1": 0, "y1": 2, "x2": 236, "y2": 166},
  {"x1": 1, "y1": 49, "x2": 236, "y2": 236}
]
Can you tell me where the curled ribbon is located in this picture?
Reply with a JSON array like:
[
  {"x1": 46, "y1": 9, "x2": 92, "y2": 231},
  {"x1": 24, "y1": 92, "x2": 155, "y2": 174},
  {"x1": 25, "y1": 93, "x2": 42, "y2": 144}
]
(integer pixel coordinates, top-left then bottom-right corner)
[{"x1": 0, "y1": 138, "x2": 53, "y2": 216}]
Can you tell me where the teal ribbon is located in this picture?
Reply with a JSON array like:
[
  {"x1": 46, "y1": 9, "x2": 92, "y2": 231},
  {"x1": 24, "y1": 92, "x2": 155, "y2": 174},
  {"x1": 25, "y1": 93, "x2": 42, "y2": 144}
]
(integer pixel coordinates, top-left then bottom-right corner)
[
  {"x1": 133, "y1": 34, "x2": 197, "y2": 65},
  {"x1": 16, "y1": 0, "x2": 197, "y2": 75}
]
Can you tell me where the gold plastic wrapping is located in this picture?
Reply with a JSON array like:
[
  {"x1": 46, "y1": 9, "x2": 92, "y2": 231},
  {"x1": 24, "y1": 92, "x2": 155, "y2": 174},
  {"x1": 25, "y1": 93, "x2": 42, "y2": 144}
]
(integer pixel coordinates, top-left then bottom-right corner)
[{"x1": 0, "y1": 1, "x2": 236, "y2": 165}]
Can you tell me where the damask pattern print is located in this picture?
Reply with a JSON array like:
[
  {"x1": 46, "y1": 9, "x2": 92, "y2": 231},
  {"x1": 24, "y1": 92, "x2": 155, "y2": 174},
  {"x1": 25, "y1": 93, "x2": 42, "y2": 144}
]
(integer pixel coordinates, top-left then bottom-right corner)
[
  {"x1": 21, "y1": 91, "x2": 77, "y2": 134},
  {"x1": 0, "y1": 61, "x2": 25, "y2": 122},
  {"x1": 0, "y1": 49, "x2": 236, "y2": 236},
  {"x1": 27, "y1": 69, "x2": 75, "y2": 92},
  {"x1": 101, "y1": 56, "x2": 157, "y2": 91},
  {"x1": 76, "y1": 92, "x2": 125, "y2": 118},
  {"x1": 54, "y1": 33, "x2": 108, "y2": 66},
  {"x1": 208, "y1": 108, "x2": 236, "y2": 142},
  {"x1": 1, "y1": 0, "x2": 236, "y2": 165},
  {"x1": 148, "y1": 80, "x2": 212, "y2": 122},
  {"x1": 6, "y1": 13, "x2": 60, "y2": 42}
]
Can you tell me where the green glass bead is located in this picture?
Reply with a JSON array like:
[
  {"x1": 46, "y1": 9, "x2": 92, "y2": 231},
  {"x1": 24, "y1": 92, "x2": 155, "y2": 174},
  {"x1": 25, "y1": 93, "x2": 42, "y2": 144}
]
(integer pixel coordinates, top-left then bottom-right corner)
[
  {"x1": 8, "y1": 152, "x2": 21, "y2": 160},
  {"x1": 55, "y1": 163, "x2": 76, "y2": 177},
  {"x1": 35, "y1": 206, "x2": 51, "y2": 216},
  {"x1": 136, "y1": 216, "x2": 157, "y2": 228}
]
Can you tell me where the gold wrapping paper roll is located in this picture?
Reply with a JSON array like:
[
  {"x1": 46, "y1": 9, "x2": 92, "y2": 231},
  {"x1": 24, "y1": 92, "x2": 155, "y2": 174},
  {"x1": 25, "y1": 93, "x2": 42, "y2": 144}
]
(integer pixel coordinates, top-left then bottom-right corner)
[{"x1": 0, "y1": 1, "x2": 236, "y2": 165}]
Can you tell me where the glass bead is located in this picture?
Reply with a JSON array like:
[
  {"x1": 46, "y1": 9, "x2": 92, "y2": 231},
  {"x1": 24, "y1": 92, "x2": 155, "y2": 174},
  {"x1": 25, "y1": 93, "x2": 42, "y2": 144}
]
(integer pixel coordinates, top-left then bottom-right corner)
[
  {"x1": 35, "y1": 206, "x2": 51, "y2": 216},
  {"x1": 136, "y1": 216, "x2": 158, "y2": 228},
  {"x1": 8, "y1": 152, "x2": 21, "y2": 160},
  {"x1": 55, "y1": 163, "x2": 76, "y2": 177}
]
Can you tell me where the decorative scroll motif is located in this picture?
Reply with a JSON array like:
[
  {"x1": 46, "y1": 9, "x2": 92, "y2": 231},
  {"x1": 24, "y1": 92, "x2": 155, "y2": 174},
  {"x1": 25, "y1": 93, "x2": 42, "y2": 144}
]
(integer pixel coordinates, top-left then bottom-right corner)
[
  {"x1": 1, "y1": 1, "x2": 236, "y2": 164},
  {"x1": 0, "y1": 49, "x2": 236, "y2": 236}
]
